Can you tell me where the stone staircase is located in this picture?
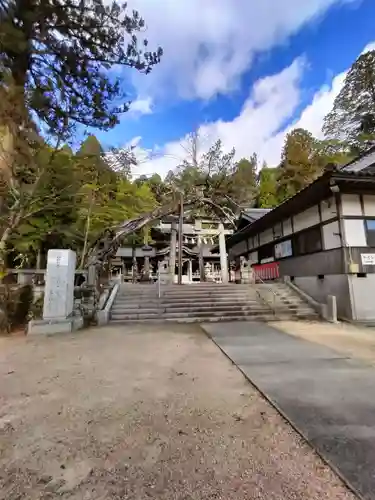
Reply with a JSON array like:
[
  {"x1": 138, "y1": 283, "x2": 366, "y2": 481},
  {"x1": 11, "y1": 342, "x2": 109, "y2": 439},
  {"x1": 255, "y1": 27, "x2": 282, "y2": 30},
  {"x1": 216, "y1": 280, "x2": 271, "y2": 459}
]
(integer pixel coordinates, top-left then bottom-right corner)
[{"x1": 109, "y1": 282, "x2": 318, "y2": 324}]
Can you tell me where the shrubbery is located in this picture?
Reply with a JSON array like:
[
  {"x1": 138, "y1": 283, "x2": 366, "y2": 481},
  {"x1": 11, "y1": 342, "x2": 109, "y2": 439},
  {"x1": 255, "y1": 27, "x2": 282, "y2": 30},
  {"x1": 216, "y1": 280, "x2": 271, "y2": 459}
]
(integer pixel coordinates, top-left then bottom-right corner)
[{"x1": 0, "y1": 285, "x2": 34, "y2": 333}]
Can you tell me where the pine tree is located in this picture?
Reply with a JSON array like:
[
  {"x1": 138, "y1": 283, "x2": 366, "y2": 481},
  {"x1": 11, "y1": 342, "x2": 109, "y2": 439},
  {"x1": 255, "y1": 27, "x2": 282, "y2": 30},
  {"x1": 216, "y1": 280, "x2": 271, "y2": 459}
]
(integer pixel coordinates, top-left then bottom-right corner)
[
  {"x1": 323, "y1": 50, "x2": 375, "y2": 154},
  {"x1": 0, "y1": 0, "x2": 162, "y2": 138}
]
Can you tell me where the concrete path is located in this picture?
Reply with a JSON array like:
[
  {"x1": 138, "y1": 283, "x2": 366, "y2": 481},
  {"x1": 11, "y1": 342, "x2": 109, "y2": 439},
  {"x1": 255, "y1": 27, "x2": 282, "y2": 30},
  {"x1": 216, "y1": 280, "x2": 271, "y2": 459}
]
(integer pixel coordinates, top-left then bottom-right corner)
[{"x1": 202, "y1": 321, "x2": 375, "y2": 500}]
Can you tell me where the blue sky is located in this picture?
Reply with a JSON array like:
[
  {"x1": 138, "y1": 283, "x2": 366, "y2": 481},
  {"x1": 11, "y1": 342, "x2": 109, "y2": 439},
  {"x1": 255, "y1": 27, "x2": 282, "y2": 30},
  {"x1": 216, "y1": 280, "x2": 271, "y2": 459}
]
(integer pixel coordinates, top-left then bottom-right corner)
[{"x1": 95, "y1": 0, "x2": 375, "y2": 177}]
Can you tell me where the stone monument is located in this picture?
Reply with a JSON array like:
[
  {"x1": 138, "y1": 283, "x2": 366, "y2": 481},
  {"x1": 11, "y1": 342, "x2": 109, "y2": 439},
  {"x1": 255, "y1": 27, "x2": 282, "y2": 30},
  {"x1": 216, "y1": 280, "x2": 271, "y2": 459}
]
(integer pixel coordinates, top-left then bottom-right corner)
[
  {"x1": 240, "y1": 257, "x2": 253, "y2": 284},
  {"x1": 28, "y1": 249, "x2": 83, "y2": 334}
]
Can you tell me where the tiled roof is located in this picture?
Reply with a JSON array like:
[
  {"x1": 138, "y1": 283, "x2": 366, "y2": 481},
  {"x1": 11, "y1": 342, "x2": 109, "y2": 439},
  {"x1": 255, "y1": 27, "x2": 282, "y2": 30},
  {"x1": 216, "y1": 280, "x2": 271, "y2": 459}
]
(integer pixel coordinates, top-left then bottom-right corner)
[
  {"x1": 225, "y1": 166, "x2": 375, "y2": 249},
  {"x1": 241, "y1": 208, "x2": 271, "y2": 220},
  {"x1": 339, "y1": 145, "x2": 375, "y2": 171}
]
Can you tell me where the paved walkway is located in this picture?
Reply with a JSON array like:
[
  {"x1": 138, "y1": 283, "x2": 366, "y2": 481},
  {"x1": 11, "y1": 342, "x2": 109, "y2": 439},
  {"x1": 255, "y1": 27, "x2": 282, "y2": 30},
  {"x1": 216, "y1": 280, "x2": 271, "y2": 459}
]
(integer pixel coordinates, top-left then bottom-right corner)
[
  {"x1": 0, "y1": 324, "x2": 355, "y2": 500},
  {"x1": 202, "y1": 321, "x2": 375, "y2": 500}
]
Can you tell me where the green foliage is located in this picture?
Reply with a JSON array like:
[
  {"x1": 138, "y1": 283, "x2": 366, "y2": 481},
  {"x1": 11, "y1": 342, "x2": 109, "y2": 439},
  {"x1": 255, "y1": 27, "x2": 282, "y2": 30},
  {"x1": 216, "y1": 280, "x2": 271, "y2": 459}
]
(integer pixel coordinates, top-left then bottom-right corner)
[
  {"x1": 0, "y1": 284, "x2": 33, "y2": 332},
  {"x1": 277, "y1": 128, "x2": 324, "y2": 202},
  {"x1": 0, "y1": 0, "x2": 162, "y2": 138},
  {"x1": 323, "y1": 50, "x2": 375, "y2": 154},
  {"x1": 257, "y1": 165, "x2": 278, "y2": 208},
  {"x1": 1, "y1": 132, "x2": 158, "y2": 269},
  {"x1": 231, "y1": 155, "x2": 258, "y2": 207},
  {"x1": 28, "y1": 293, "x2": 44, "y2": 321}
]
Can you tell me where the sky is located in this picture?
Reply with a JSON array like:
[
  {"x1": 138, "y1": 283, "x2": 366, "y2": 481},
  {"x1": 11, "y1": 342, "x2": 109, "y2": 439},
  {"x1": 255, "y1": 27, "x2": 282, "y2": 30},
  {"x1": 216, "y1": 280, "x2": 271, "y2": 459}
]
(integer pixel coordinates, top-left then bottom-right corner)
[{"x1": 95, "y1": 0, "x2": 375, "y2": 178}]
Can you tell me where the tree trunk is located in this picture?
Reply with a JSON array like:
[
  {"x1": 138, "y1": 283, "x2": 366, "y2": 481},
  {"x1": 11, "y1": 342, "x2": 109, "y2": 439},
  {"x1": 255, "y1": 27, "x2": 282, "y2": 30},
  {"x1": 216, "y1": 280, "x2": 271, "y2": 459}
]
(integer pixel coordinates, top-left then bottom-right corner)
[
  {"x1": 36, "y1": 246, "x2": 42, "y2": 269},
  {"x1": 80, "y1": 190, "x2": 95, "y2": 269},
  {"x1": 0, "y1": 227, "x2": 12, "y2": 281}
]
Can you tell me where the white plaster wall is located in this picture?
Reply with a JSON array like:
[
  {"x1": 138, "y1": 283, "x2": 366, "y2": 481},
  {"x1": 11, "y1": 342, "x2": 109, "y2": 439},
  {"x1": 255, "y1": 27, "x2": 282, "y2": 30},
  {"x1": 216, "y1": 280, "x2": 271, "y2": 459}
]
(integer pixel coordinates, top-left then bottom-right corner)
[
  {"x1": 248, "y1": 251, "x2": 258, "y2": 264},
  {"x1": 273, "y1": 223, "x2": 283, "y2": 239},
  {"x1": 293, "y1": 205, "x2": 320, "y2": 232},
  {"x1": 283, "y1": 218, "x2": 293, "y2": 236},
  {"x1": 260, "y1": 257, "x2": 274, "y2": 264},
  {"x1": 341, "y1": 194, "x2": 362, "y2": 216},
  {"x1": 348, "y1": 274, "x2": 375, "y2": 321},
  {"x1": 322, "y1": 221, "x2": 341, "y2": 250},
  {"x1": 363, "y1": 195, "x2": 375, "y2": 216},
  {"x1": 229, "y1": 240, "x2": 248, "y2": 257},
  {"x1": 259, "y1": 228, "x2": 273, "y2": 246},
  {"x1": 343, "y1": 219, "x2": 367, "y2": 246},
  {"x1": 320, "y1": 197, "x2": 337, "y2": 221}
]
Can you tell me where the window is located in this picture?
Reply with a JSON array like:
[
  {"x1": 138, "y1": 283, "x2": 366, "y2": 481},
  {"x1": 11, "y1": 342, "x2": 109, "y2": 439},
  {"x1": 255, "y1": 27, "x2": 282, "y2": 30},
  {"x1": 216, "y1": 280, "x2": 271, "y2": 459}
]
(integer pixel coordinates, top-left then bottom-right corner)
[
  {"x1": 273, "y1": 223, "x2": 283, "y2": 240},
  {"x1": 293, "y1": 227, "x2": 322, "y2": 256},
  {"x1": 258, "y1": 243, "x2": 274, "y2": 262},
  {"x1": 366, "y1": 220, "x2": 375, "y2": 246}
]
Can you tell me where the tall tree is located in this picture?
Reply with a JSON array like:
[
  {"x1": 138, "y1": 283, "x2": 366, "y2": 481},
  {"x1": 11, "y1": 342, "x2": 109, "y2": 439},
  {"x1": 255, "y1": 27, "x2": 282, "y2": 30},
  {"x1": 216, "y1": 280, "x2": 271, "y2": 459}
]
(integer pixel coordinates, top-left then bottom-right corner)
[
  {"x1": 231, "y1": 155, "x2": 258, "y2": 208},
  {"x1": 0, "y1": 0, "x2": 161, "y2": 273},
  {"x1": 323, "y1": 50, "x2": 375, "y2": 154},
  {"x1": 0, "y1": 0, "x2": 162, "y2": 139},
  {"x1": 277, "y1": 128, "x2": 324, "y2": 202},
  {"x1": 257, "y1": 163, "x2": 278, "y2": 208}
]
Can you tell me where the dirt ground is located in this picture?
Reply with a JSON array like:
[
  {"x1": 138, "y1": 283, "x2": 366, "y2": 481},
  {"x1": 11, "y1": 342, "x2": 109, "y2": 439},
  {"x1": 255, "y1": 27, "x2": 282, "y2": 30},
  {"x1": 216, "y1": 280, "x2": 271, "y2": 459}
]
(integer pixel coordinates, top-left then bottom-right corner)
[
  {"x1": 0, "y1": 324, "x2": 356, "y2": 500},
  {"x1": 275, "y1": 320, "x2": 375, "y2": 363}
]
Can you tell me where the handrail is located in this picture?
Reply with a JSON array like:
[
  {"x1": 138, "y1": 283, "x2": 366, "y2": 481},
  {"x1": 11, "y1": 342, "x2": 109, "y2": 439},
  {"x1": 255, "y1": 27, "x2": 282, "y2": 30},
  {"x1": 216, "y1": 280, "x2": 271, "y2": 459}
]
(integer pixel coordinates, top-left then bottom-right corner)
[{"x1": 253, "y1": 271, "x2": 278, "y2": 316}]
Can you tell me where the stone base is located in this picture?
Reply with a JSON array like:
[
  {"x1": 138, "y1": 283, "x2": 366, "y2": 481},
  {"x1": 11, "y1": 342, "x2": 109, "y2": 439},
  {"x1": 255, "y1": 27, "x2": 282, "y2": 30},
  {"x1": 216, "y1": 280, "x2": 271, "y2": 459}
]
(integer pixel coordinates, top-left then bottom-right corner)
[
  {"x1": 96, "y1": 310, "x2": 109, "y2": 326},
  {"x1": 28, "y1": 316, "x2": 84, "y2": 335}
]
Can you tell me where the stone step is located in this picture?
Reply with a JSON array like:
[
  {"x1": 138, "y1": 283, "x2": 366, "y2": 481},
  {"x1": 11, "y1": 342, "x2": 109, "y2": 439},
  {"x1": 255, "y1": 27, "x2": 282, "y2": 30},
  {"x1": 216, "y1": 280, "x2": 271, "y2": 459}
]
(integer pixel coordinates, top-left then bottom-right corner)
[
  {"x1": 111, "y1": 313, "x2": 273, "y2": 322},
  {"x1": 115, "y1": 295, "x2": 260, "y2": 301},
  {"x1": 111, "y1": 307, "x2": 161, "y2": 314},
  {"x1": 111, "y1": 304, "x2": 314, "y2": 315},
  {"x1": 112, "y1": 301, "x2": 263, "y2": 311},
  {"x1": 112, "y1": 305, "x2": 271, "y2": 315},
  {"x1": 110, "y1": 309, "x2": 319, "y2": 322},
  {"x1": 109, "y1": 312, "x2": 308, "y2": 324},
  {"x1": 109, "y1": 282, "x2": 318, "y2": 324},
  {"x1": 117, "y1": 292, "x2": 260, "y2": 301},
  {"x1": 110, "y1": 309, "x2": 274, "y2": 321}
]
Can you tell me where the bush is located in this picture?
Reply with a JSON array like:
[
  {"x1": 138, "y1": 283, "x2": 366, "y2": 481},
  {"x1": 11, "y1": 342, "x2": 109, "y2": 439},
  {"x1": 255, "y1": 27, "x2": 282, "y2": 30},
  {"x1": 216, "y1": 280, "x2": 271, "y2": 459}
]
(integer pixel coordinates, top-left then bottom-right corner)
[
  {"x1": 0, "y1": 284, "x2": 33, "y2": 333},
  {"x1": 28, "y1": 294, "x2": 44, "y2": 321}
]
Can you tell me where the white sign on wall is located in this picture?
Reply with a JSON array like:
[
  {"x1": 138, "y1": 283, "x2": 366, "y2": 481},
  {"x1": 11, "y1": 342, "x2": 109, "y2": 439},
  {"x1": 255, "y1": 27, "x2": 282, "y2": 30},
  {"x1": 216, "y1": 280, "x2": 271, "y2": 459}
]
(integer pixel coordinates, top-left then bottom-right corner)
[
  {"x1": 361, "y1": 253, "x2": 375, "y2": 266},
  {"x1": 274, "y1": 239, "x2": 293, "y2": 259}
]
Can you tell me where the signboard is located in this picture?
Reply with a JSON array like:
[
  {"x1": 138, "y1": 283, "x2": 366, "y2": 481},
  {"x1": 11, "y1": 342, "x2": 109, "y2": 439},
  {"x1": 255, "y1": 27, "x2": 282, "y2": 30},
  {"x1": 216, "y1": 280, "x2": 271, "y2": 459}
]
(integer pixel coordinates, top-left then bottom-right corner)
[
  {"x1": 274, "y1": 239, "x2": 292, "y2": 259},
  {"x1": 361, "y1": 253, "x2": 375, "y2": 266}
]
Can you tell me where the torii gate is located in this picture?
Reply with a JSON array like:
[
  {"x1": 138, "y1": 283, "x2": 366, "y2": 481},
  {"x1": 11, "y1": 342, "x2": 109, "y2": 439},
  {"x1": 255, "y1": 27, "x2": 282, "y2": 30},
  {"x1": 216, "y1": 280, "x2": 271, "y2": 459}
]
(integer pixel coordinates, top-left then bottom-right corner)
[{"x1": 85, "y1": 196, "x2": 236, "y2": 283}]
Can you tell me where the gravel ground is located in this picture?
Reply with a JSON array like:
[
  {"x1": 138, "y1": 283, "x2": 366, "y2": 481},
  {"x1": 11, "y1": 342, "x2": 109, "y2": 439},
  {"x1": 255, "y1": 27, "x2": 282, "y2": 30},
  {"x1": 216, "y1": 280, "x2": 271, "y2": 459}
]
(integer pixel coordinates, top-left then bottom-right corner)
[
  {"x1": 0, "y1": 324, "x2": 357, "y2": 500},
  {"x1": 275, "y1": 320, "x2": 375, "y2": 364}
]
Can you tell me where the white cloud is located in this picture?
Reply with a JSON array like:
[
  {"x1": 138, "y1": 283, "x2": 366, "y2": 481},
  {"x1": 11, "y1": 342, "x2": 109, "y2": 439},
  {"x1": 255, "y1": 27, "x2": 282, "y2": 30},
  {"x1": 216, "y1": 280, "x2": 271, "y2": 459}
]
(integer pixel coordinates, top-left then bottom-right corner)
[
  {"x1": 128, "y1": 96, "x2": 153, "y2": 115},
  {"x1": 133, "y1": 58, "x2": 305, "y2": 176},
  {"x1": 129, "y1": 0, "x2": 357, "y2": 101},
  {"x1": 131, "y1": 40, "x2": 375, "y2": 178},
  {"x1": 363, "y1": 41, "x2": 375, "y2": 54}
]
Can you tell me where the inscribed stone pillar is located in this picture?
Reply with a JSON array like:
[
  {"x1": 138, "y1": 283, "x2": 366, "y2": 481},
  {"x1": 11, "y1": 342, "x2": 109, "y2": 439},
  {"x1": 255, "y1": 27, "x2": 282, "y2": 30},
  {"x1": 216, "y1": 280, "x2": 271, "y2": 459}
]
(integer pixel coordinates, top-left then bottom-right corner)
[
  {"x1": 218, "y1": 223, "x2": 229, "y2": 284},
  {"x1": 43, "y1": 249, "x2": 76, "y2": 320}
]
